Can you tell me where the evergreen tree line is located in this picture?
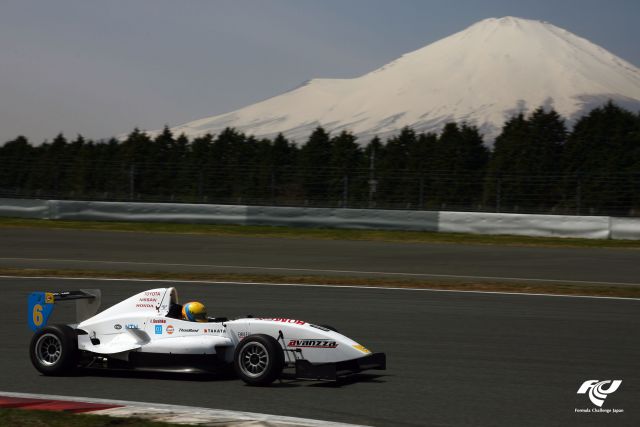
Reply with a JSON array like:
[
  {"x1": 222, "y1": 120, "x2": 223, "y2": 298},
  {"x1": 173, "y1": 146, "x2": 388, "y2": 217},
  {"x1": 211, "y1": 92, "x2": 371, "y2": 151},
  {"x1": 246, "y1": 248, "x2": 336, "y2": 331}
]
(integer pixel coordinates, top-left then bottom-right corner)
[{"x1": 1, "y1": 102, "x2": 639, "y2": 215}]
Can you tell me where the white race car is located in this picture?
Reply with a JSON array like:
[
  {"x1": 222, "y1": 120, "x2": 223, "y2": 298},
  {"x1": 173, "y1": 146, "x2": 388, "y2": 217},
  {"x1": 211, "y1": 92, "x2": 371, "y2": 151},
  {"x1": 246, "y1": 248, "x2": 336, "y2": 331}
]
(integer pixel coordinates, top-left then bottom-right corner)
[{"x1": 27, "y1": 287, "x2": 386, "y2": 385}]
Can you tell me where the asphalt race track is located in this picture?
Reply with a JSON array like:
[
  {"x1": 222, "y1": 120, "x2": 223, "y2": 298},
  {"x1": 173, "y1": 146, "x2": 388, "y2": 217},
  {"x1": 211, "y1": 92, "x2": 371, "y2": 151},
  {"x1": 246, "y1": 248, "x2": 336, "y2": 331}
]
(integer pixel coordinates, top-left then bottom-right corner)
[
  {"x1": 1, "y1": 277, "x2": 638, "y2": 426},
  {"x1": 1, "y1": 228, "x2": 640, "y2": 285}
]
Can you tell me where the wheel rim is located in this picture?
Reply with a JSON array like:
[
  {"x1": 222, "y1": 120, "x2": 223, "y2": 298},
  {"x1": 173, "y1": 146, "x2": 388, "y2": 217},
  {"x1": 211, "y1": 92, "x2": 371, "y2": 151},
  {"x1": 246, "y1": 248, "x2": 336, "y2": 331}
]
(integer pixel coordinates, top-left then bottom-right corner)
[
  {"x1": 35, "y1": 333, "x2": 62, "y2": 366},
  {"x1": 239, "y1": 342, "x2": 269, "y2": 378}
]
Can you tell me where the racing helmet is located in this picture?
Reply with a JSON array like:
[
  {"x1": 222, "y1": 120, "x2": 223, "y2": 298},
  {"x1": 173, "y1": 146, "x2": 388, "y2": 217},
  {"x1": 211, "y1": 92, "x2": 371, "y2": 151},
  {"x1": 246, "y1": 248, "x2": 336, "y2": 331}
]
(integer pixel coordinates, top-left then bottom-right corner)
[{"x1": 182, "y1": 301, "x2": 207, "y2": 322}]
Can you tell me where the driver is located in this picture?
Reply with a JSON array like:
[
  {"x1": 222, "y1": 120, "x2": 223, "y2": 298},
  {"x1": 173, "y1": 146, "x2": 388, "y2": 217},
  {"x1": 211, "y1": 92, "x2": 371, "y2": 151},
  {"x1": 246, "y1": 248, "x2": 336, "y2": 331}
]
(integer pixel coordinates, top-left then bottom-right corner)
[{"x1": 181, "y1": 301, "x2": 208, "y2": 322}]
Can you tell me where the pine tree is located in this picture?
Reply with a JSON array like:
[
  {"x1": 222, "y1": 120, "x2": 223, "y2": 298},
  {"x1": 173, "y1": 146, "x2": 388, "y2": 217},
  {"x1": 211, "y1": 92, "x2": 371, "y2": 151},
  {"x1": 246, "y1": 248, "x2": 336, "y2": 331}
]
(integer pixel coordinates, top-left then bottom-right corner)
[
  {"x1": 408, "y1": 132, "x2": 437, "y2": 208},
  {"x1": 329, "y1": 131, "x2": 362, "y2": 206},
  {"x1": 433, "y1": 123, "x2": 488, "y2": 208},
  {"x1": 0, "y1": 135, "x2": 33, "y2": 193},
  {"x1": 188, "y1": 133, "x2": 213, "y2": 200},
  {"x1": 564, "y1": 101, "x2": 638, "y2": 214},
  {"x1": 271, "y1": 133, "x2": 297, "y2": 203},
  {"x1": 377, "y1": 127, "x2": 416, "y2": 207},
  {"x1": 485, "y1": 108, "x2": 565, "y2": 212},
  {"x1": 120, "y1": 128, "x2": 153, "y2": 199},
  {"x1": 299, "y1": 127, "x2": 332, "y2": 204},
  {"x1": 363, "y1": 136, "x2": 383, "y2": 207}
]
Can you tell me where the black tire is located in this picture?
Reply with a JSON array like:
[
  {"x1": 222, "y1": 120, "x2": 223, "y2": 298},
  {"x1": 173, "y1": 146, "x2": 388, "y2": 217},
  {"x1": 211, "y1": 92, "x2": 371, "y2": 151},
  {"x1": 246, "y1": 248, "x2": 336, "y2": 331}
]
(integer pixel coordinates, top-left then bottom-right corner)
[
  {"x1": 29, "y1": 325, "x2": 78, "y2": 375},
  {"x1": 320, "y1": 324, "x2": 338, "y2": 333},
  {"x1": 233, "y1": 334, "x2": 284, "y2": 386}
]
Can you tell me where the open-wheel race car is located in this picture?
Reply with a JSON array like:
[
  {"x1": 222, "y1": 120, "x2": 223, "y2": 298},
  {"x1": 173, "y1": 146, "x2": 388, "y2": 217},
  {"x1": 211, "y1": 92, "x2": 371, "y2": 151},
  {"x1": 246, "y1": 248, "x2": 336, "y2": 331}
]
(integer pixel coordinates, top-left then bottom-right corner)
[{"x1": 27, "y1": 287, "x2": 386, "y2": 385}]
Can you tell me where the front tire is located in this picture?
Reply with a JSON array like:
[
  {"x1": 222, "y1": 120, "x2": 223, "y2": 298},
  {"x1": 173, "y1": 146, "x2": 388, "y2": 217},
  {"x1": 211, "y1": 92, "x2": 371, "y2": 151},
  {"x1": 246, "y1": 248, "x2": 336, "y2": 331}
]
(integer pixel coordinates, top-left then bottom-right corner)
[
  {"x1": 30, "y1": 325, "x2": 78, "y2": 375},
  {"x1": 233, "y1": 334, "x2": 284, "y2": 386}
]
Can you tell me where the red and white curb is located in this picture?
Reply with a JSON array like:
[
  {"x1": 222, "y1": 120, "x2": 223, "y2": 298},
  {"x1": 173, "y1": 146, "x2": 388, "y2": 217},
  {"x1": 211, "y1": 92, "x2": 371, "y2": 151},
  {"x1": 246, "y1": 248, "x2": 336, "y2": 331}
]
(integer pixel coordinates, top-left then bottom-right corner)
[{"x1": 0, "y1": 391, "x2": 368, "y2": 427}]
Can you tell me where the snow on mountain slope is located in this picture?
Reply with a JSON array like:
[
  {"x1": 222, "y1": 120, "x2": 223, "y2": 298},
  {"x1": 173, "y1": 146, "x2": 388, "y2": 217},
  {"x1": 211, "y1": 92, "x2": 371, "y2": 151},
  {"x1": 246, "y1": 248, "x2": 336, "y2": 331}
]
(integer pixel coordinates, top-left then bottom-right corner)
[{"x1": 162, "y1": 17, "x2": 640, "y2": 143}]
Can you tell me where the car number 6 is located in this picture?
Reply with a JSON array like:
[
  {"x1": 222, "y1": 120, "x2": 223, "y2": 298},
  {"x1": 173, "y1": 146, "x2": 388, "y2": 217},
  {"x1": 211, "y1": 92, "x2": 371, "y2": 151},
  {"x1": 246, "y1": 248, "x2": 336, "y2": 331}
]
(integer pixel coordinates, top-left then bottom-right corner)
[{"x1": 33, "y1": 304, "x2": 43, "y2": 327}]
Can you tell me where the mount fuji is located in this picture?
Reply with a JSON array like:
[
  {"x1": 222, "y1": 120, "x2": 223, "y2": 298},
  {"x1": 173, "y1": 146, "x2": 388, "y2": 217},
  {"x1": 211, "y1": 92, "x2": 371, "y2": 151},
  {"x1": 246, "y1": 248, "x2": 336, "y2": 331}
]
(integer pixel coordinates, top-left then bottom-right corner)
[{"x1": 160, "y1": 17, "x2": 640, "y2": 143}]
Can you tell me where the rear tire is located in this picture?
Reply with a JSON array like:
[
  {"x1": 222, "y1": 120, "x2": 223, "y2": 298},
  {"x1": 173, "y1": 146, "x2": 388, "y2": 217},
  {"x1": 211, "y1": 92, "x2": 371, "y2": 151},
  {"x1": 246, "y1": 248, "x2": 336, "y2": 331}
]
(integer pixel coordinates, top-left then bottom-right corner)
[
  {"x1": 30, "y1": 325, "x2": 78, "y2": 375},
  {"x1": 233, "y1": 334, "x2": 284, "y2": 386}
]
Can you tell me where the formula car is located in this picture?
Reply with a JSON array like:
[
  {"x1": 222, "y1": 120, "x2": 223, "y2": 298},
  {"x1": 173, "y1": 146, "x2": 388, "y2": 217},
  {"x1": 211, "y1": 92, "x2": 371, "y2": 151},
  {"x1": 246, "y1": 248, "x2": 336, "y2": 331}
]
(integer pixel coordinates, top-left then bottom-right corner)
[{"x1": 27, "y1": 287, "x2": 386, "y2": 385}]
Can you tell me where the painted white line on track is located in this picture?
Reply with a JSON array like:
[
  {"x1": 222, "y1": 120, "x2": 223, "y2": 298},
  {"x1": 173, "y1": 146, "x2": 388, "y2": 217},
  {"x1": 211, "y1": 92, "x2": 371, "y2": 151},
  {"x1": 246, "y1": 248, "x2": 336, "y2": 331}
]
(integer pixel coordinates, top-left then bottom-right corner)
[
  {"x1": 1, "y1": 275, "x2": 639, "y2": 301},
  {"x1": 0, "y1": 391, "x2": 366, "y2": 427},
  {"x1": 1, "y1": 256, "x2": 640, "y2": 287}
]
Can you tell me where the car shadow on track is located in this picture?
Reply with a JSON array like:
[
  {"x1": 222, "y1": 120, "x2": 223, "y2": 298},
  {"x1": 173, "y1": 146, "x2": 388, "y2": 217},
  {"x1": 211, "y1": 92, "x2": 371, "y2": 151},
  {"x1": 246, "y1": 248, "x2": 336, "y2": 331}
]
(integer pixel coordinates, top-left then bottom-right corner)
[
  {"x1": 67, "y1": 369, "x2": 387, "y2": 387},
  {"x1": 275, "y1": 372, "x2": 388, "y2": 388},
  {"x1": 75, "y1": 368, "x2": 237, "y2": 382}
]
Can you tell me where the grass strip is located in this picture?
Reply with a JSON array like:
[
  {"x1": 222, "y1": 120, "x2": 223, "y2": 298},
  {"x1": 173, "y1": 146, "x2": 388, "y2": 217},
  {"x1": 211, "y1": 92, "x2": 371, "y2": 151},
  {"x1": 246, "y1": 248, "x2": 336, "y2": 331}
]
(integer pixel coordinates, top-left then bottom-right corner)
[
  {"x1": 0, "y1": 408, "x2": 191, "y2": 427},
  {"x1": 2, "y1": 268, "x2": 638, "y2": 299},
  {"x1": 1, "y1": 217, "x2": 639, "y2": 249}
]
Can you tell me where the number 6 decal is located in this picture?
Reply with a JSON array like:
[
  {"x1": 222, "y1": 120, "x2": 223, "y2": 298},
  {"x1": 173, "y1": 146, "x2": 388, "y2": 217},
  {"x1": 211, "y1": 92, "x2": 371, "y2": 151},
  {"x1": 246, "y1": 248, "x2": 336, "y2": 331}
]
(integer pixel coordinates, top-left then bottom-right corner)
[
  {"x1": 33, "y1": 304, "x2": 44, "y2": 327},
  {"x1": 28, "y1": 292, "x2": 55, "y2": 331}
]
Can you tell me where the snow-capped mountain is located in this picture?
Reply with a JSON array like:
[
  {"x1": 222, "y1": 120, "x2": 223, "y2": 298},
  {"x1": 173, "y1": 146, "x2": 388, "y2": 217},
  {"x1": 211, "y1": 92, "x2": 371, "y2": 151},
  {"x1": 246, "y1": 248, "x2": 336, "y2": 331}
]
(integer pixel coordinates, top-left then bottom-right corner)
[{"x1": 161, "y1": 17, "x2": 640, "y2": 143}]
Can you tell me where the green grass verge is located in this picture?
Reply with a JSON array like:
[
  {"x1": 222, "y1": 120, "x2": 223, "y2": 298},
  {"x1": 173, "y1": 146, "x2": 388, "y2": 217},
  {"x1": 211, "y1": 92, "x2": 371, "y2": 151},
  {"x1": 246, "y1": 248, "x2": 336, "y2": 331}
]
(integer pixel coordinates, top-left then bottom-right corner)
[
  {"x1": 0, "y1": 408, "x2": 190, "y2": 427},
  {"x1": 1, "y1": 217, "x2": 639, "y2": 249},
  {"x1": 2, "y1": 268, "x2": 638, "y2": 299}
]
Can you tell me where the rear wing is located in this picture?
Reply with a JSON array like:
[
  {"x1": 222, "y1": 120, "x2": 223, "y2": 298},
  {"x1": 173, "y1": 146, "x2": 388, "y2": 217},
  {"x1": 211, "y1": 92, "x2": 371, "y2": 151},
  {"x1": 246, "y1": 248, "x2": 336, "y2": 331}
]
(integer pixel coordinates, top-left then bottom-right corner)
[{"x1": 28, "y1": 289, "x2": 101, "y2": 331}]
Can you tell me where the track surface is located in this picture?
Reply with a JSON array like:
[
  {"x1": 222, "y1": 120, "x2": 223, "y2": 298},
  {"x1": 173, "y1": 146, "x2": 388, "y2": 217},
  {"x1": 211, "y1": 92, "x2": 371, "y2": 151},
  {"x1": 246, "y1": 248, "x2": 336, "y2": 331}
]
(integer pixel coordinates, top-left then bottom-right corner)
[
  {"x1": 1, "y1": 228, "x2": 640, "y2": 284},
  {"x1": 1, "y1": 277, "x2": 638, "y2": 427}
]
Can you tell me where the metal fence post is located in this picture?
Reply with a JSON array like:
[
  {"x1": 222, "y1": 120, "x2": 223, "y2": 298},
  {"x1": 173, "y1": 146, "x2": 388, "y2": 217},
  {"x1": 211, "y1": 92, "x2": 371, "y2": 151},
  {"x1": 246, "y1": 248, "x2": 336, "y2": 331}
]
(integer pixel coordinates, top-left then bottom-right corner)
[
  {"x1": 496, "y1": 177, "x2": 501, "y2": 213},
  {"x1": 343, "y1": 175, "x2": 349, "y2": 208},
  {"x1": 576, "y1": 176, "x2": 582, "y2": 216},
  {"x1": 129, "y1": 164, "x2": 135, "y2": 200}
]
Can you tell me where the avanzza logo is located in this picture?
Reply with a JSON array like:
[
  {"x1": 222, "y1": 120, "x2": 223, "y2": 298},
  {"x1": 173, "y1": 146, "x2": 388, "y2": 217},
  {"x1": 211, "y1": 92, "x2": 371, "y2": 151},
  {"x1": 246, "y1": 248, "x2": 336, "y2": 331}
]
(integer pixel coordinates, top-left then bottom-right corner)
[{"x1": 288, "y1": 339, "x2": 338, "y2": 348}]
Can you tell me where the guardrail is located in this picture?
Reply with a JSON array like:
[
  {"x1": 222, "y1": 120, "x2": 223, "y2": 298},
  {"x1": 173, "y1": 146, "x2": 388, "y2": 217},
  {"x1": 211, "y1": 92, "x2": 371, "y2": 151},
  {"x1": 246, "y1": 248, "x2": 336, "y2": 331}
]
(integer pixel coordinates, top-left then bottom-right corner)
[{"x1": 1, "y1": 198, "x2": 639, "y2": 240}]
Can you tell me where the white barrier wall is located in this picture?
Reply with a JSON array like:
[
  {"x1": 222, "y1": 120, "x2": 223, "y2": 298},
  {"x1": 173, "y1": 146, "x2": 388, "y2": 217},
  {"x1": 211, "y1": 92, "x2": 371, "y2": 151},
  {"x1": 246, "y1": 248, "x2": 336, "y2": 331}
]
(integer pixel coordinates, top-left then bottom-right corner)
[
  {"x1": 1, "y1": 198, "x2": 639, "y2": 240},
  {"x1": 50, "y1": 200, "x2": 249, "y2": 225},
  {"x1": 610, "y1": 217, "x2": 640, "y2": 240},
  {"x1": 0, "y1": 198, "x2": 49, "y2": 219},
  {"x1": 438, "y1": 211, "x2": 611, "y2": 239},
  {"x1": 245, "y1": 206, "x2": 439, "y2": 231}
]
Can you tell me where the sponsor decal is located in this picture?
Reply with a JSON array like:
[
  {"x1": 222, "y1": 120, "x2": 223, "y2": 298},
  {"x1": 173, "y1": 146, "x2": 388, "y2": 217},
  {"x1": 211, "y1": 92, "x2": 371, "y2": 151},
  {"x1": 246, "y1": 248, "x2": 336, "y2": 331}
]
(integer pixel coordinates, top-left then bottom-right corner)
[
  {"x1": 135, "y1": 303, "x2": 154, "y2": 308},
  {"x1": 310, "y1": 324, "x2": 330, "y2": 332},
  {"x1": 155, "y1": 325, "x2": 163, "y2": 335},
  {"x1": 287, "y1": 339, "x2": 338, "y2": 348},
  {"x1": 150, "y1": 319, "x2": 167, "y2": 324},
  {"x1": 237, "y1": 331, "x2": 250, "y2": 340},
  {"x1": 45, "y1": 293, "x2": 55, "y2": 304},
  {"x1": 353, "y1": 344, "x2": 371, "y2": 354},
  {"x1": 260, "y1": 318, "x2": 305, "y2": 325},
  {"x1": 575, "y1": 380, "x2": 623, "y2": 412},
  {"x1": 166, "y1": 325, "x2": 174, "y2": 334},
  {"x1": 203, "y1": 328, "x2": 226, "y2": 334},
  {"x1": 114, "y1": 324, "x2": 122, "y2": 330},
  {"x1": 138, "y1": 297, "x2": 157, "y2": 302},
  {"x1": 125, "y1": 323, "x2": 139, "y2": 330},
  {"x1": 145, "y1": 291, "x2": 161, "y2": 296},
  {"x1": 179, "y1": 328, "x2": 199, "y2": 333}
]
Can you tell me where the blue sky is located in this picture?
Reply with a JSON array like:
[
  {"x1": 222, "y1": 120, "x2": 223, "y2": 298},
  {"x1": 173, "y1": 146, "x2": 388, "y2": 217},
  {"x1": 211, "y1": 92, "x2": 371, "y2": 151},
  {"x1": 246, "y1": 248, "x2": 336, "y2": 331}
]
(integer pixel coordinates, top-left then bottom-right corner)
[{"x1": 1, "y1": 0, "x2": 638, "y2": 143}]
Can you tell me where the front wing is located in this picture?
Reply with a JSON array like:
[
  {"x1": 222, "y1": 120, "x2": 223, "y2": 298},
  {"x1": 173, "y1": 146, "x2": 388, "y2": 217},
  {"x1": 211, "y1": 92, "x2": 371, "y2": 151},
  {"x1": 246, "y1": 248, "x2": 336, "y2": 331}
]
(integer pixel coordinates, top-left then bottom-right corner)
[{"x1": 294, "y1": 352, "x2": 386, "y2": 381}]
